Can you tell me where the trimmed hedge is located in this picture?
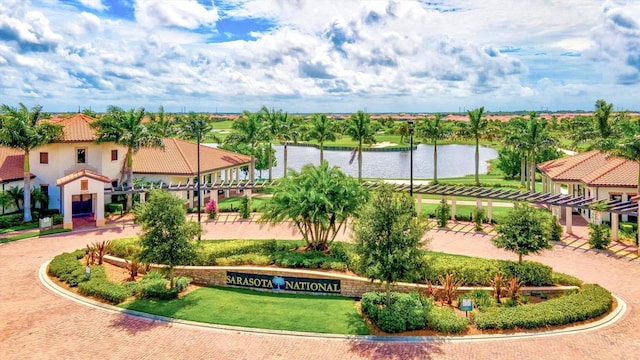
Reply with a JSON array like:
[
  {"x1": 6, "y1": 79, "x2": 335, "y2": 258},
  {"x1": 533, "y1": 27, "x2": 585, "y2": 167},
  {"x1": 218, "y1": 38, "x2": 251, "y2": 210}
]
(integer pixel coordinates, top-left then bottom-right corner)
[
  {"x1": 361, "y1": 292, "x2": 428, "y2": 333},
  {"x1": 422, "y1": 253, "x2": 553, "y2": 286},
  {"x1": 426, "y1": 306, "x2": 469, "y2": 333},
  {"x1": 474, "y1": 284, "x2": 612, "y2": 330},
  {"x1": 551, "y1": 272, "x2": 584, "y2": 287},
  {"x1": 48, "y1": 249, "x2": 88, "y2": 287},
  {"x1": 78, "y1": 278, "x2": 130, "y2": 304}
]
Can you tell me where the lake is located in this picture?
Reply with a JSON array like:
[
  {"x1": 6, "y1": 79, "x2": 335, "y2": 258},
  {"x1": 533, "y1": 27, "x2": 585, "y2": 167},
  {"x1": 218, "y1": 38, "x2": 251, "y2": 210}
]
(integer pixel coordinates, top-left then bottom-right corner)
[{"x1": 259, "y1": 144, "x2": 498, "y2": 179}]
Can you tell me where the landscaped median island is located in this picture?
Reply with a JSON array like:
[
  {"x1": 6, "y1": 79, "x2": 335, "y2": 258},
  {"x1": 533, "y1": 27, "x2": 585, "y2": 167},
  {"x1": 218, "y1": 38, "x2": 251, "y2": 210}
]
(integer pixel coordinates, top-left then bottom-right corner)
[{"x1": 47, "y1": 238, "x2": 615, "y2": 336}]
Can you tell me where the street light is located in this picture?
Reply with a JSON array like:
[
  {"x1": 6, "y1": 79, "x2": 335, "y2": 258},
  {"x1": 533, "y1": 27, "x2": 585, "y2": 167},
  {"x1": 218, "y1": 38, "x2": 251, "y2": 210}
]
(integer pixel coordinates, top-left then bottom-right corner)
[
  {"x1": 408, "y1": 119, "x2": 415, "y2": 197},
  {"x1": 192, "y1": 119, "x2": 204, "y2": 240}
]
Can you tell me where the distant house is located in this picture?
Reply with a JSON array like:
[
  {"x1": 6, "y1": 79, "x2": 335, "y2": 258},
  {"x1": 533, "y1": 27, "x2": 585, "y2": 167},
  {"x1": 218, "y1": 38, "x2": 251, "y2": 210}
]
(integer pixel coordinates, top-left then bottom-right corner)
[
  {"x1": 538, "y1": 150, "x2": 639, "y2": 239},
  {"x1": 0, "y1": 113, "x2": 251, "y2": 229}
]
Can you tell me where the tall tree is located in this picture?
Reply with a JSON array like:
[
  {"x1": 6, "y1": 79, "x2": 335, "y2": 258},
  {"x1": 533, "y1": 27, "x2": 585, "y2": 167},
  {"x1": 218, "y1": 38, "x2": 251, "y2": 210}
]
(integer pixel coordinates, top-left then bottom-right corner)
[
  {"x1": 260, "y1": 106, "x2": 288, "y2": 181},
  {"x1": 177, "y1": 112, "x2": 221, "y2": 143},
  {"x1": 502, "y1": 117, "x2": 529, "y2": 186},
  {"x1": 260, "y1": 161, "x2": 368, "y2": 251},
  {"x1": 147, "y1": 105, "x2": 177, "y2": 138},
  {"x1": 418, "y1": 113, "x2": 449, "y2": 183},
  {"x1": 353, "y1": 183, "x2": 429, "y2": 305},
  {"x1": 277, "y1": 115, "x2": 303, "y2": 178},
  {"x1": 90, "y1": 106, "x2": 164, "y2": 211},
  {"x1": 570, "y1": 99, "x2": 619, "y2": 151},
  {"x1": 135, "y1": 190, "x2": 201, "y2": 287},
  {"x1": 5, "y1": 185, "x2": 23, "y2": 211},
  {"x1": 523, "y1": 112, "x2": 556, "y2": 192},
  {"x1": 0, "y1": 104, "x2": 63, "y2": 221},
  {"x1": 347, "y1": 110, "x2": 376, "y2": 181},
  {"x1": 224, "y1": 110, "x2": 266, "y2": 181},
  {"x1": 464, "y1": 106, "x2": 487, "y2": 186},
  {"x1": 307, "y1": 113, "x2": 338, "y2": 163}
]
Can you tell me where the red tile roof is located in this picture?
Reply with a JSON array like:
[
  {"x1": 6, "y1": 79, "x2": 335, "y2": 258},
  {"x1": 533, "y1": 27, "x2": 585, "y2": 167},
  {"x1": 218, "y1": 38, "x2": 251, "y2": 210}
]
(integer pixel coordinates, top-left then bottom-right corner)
[
  {"x1": 56, "y1": 169, "x2": 112, "y2": 186},
  {"x1": 49, "y1": 113, "x2": 96, "y2": 142},
  {"x1": 537, "y1": 150, "x2": 608, "y2": 181},
  {"x1": 0, "y1": 146, "x2": 33, "y2": 183},
  {"x1": 539, "y1": 150, "x2": 638, "y2": 188},
  {"x1": 133, "y1": 138, "x2": 251, "y2": 175}
]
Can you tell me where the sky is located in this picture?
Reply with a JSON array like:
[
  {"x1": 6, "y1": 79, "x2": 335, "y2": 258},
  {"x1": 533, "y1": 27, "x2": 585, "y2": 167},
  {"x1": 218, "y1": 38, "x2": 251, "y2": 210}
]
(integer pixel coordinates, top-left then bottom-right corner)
[{"x1": 0, "y1": 0, "x2": 639, "y2": 114}]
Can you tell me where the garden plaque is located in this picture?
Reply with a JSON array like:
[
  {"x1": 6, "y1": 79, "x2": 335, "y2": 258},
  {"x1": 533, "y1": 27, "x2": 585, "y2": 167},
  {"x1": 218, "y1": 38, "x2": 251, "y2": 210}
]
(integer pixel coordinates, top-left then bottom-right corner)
[
  {"x1": 226, "y1": 271, "x2": 341, "y2": 294},
  {"x1": 460, "y1": 298, "x2": 473, "y2": 311}
]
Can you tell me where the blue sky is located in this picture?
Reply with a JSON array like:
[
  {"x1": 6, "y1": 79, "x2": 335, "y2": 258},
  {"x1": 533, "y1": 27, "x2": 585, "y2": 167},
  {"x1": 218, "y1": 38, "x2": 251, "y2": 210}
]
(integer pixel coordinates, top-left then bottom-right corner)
[{"x1": 1, "y1": 0, "x2": 639, "y2": 113}]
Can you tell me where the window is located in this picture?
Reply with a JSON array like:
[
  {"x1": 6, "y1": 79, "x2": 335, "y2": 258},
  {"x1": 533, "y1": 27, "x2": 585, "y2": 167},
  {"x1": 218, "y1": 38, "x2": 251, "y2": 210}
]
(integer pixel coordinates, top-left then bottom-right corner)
[
  {"x1": 76, "y1": 148, "x2": 86, "y2": 164},
  {"x1": 81, "y1": 180, "x2": 88, "y2": 191},
  {"x1": 111, "y1": 149, "x2": 118, "y2": 161},
  {"x1": 610, "y1": 194, "x2": 622, "y2": 202},
  {"x1": 39, "y1": 152, "x2": 49, "y2": 164}
]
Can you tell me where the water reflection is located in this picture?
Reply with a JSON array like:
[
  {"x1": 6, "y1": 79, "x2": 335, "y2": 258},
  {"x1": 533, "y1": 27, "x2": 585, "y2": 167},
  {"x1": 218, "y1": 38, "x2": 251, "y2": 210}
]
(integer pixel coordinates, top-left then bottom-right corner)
[{"x1": 261, "y1": 144, "x2": 497, "y2": 180}]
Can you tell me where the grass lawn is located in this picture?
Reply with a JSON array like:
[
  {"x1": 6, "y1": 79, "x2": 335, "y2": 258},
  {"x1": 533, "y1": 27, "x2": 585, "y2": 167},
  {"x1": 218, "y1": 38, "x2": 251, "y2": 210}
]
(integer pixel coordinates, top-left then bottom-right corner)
[
  {"x1": 0, "y1": 227, "x2": 70, "y2": 244},
  {"x1": 120, "y1": 286, "x2": 370, "y2": 335},
  {"x1": 218, "y1": 196, "x2": 271, "y2": 212},
  {"x1": 0, "y1": 222, "x2": 39, "y2": 234}
]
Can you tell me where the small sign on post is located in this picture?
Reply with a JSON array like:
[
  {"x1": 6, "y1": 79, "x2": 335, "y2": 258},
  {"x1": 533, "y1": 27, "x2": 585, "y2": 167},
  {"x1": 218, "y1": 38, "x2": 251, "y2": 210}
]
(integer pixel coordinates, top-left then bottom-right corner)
[
  {"x1": 460, "y1": 298, "x2": 473, "y2": 317},
  {"x1": 39, "y1": 217, "x2": 52, "y2": 230}
]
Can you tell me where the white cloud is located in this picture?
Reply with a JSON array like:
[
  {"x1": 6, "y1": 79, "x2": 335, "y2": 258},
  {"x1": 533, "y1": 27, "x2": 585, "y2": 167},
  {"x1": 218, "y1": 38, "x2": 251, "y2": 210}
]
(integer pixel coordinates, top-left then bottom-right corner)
[
  {"x1": 134, "y1": 0, "x2": 219, "y2": 29},
  {"x1": 78, "y1": 0, "x2": 105, "y2": 11}
]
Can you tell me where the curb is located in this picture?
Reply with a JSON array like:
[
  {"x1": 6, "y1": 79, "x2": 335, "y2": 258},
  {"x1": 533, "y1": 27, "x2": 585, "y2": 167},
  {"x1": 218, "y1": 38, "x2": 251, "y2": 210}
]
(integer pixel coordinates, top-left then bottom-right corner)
[{"x1": 38, "y1": 260, "x2": 627, "y2": 343}]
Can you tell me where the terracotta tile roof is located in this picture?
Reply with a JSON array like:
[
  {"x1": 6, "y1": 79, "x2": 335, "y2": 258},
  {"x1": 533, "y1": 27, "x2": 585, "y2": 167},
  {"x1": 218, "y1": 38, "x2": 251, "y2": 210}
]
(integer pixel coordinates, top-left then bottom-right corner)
[
  {"x1": 580, "y1": 157, "x2": 639, "y2": 187},
  {"x1": 537, "y1": 150, "x2": 608, "y2": 181},
  {"x1": 0, "y1": 146, "x2": 33, "y2": 183},
  {"x1": 49, "y1": 113, "x2": 96, "y2": 142},
  {"x1": 132, "y1": 138, "x2": 251, "y2": 175},
  {"x1": 56, "y1": 169, "x2": 112, "y2": 186}
]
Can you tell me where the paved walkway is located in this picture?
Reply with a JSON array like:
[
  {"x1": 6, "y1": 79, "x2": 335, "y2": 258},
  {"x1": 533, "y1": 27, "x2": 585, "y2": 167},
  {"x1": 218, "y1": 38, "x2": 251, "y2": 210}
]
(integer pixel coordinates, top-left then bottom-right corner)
[{"x1": 1, "y1": 216, "x2": 639, "y2": 359}]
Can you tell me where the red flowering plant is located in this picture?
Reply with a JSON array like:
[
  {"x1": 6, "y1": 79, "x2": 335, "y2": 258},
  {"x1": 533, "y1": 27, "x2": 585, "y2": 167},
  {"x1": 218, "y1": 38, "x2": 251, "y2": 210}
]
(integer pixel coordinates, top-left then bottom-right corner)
[{"x1": 205, "y1": 199, "x2": 219, "y2": 220}]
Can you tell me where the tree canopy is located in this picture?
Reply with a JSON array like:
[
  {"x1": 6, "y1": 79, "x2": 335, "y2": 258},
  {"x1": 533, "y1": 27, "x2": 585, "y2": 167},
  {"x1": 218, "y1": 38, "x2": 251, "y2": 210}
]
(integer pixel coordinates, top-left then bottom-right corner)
[
  {"x1": 135, "y1": 190, "x2": 201, "y2": 286},
  {"x1": 353, "y1": 183, "x2": 429, "y2": 305},
  {"x1": 492, "y1": 202, "x2": 555, "y2": 262},
  {"x1": 260, "y1": 161, "x2": 367, "y2": 251}
]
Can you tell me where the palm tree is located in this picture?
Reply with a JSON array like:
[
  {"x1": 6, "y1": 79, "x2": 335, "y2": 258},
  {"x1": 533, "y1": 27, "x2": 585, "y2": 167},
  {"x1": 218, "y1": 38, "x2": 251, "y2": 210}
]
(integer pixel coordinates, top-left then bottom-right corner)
[
  {"x1": 147, "y1": 105, "x2": 177, "y2": 138},
  {"x1": 465, "y1": 106, "x2": 487, "y2": 186},
  {"x1": 177, "y1": 112, "x2": 221, "y2": 143},
  {"x1": 307, "y1": 113, "x2": 338, "y2": 163},
  {"x1": 523, "y1": 112, "x2": 556, "y2": 192},
  {"x1": 225, "y1": 110, "x2": 267, "y2": 181},
  {"x1": 5, "y1": 186, "x2": 23, "y2": 212},
  {"x1": 90, "y1": 106, "x2": 164, "y2": 211},
  {"x1": 502, "y1": 117, "x2": 529, "y2": 187},
  {"x1": 260, "y1": 106, "x2": 288, "y2": 181},
  {"x1": 347, "y1": 110, "x2": 376, "y2": 181},
  {"x1": 0, "y1": 104, "x2": 63, "y2": 222},
  {"x1": 0, "y1": 190, "x2": 11, "y2": 215},
  {"x1": 570, "y1": 99, "x2": 619, "y2": 150},
  {"x1": 278, "y1": 115, "x2": 303, "y2": 178},
  {"x1": 418, "y1": 113, "x2": 449, "y2": 183}
]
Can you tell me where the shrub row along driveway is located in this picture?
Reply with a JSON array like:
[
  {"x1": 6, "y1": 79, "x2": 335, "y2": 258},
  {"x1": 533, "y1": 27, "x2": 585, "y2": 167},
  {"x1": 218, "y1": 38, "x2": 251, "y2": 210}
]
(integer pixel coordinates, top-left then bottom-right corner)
[{"x1": 1, "y1": 220, "x2": 639, "y2": 360}]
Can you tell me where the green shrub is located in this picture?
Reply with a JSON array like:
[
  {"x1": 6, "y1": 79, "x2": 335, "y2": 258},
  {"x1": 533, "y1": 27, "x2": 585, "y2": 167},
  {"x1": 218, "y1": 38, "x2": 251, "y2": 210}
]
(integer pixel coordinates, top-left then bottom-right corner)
[
  {"x1": 435, "y1": 198, "x2": 451, "y2": 228},
  {"x1": 473, "y1": 208, "x2": 484, "y2": 231},
  {"x1": 52, "y1": 214, "x2": 63, "y2": 225},
  {"x1": 174, "y1": 277, "x2": 193, "y2": 292},
  {"x1": 138, "y1": 278, "x2": 178, "y2": 300},
  {"x1": 460, "y1": 289, "x2": 493, "y2": 310},
  {"x1": 196, "y1": 240, "x2": 272, "y2": 265},
  {"x1": 108, "y1": 237, "x2": 142, "y2": 259},
  {"x1": 474, "y1": 284, "x2": 611, "y2": 330},
  {"x1": 499, "y1": 261, "x2": 553, "y2": 286},
  {"x1": 239, "y1": 195, "x2": 251, "y2": 219},
  {"x1": 329, "y1": 242, "x2": 360, "y2": 271},
  {"x1": 588, "y1": 223, "x2": 611, "y2": 250},
  {"x1": 214, "y1": 254, "x2": 272, "y2": 266},
  {"x1": 78, "y1": 278, "x2": 130, "y2": 304},
  {"x1": 425, "y1": 306, "x2": 469, "y2": 333},
  {"x1": 105, "y1": 203, "x2": 124, "y2": 214},
  {"x1": 552, "y1": 272, "x2": 584, "y2": 287},
  {"x1": 361, "y1": 292, "x2": 428, "y2": 333},
  {"x1": 49, "y1": 249, "x2": 88, "y2": 287}
]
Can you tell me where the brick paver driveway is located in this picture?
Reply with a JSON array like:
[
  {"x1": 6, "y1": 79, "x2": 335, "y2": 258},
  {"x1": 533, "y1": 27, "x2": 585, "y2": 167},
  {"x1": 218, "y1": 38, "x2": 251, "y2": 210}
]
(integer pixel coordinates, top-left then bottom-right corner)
[{"x1": 1, "y1": 219, "x2": 639, "y2": 360}]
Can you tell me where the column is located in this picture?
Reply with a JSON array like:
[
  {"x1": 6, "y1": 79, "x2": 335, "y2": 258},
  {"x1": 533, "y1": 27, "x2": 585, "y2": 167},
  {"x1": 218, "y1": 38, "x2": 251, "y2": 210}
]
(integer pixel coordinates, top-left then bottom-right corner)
[
  {"x1": 451, "y1": 196, "x2": 457, "y2": 220},
  {"x1": 416, "y1": 194, "x2": 422, "y2": 216},
  {"x1": 565, "y1": 206, "x2": 573, "y2": 234},
  {"x1": 487, "y1": 199, "x2": 493, "y2": 223},
  {"x1": 95, "y1": 191, "x2": 105, "y2": 227},
  {"x1": 611, "y1": 212, "x2": 619, "y2": 241},
  {"x1": 139, "y1": 192, "x2": 146, "y2": 203},
  {"x1": 225, "y1": 169, "x2": 231, "y2": 197},
  {"x1": 62, "y1": 187, "x2": 72, "y2": 230}
]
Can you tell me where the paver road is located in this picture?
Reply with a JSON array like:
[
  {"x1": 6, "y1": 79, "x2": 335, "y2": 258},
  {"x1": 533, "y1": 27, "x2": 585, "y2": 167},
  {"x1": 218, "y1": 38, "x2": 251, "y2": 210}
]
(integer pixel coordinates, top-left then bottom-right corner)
[{"x1": 1, "y1": 220, "x2": 639, "y2": 360}]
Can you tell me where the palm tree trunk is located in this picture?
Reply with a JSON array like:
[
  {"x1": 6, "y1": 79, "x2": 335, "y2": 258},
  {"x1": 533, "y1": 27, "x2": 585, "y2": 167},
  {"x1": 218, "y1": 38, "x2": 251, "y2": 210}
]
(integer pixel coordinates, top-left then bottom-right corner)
[
  {"x1": 519, "y1": 253, "x2": 523, "y2": 263},
  {"x1": 530, "y1": 152, "x2": 536, "y2": 192},
  {"x1": 433, "y1": 141, "x2": 438, "y2": 184},
  {"x1": 23, "y1": 152, "x2": 32, "y2": 222},
  {"x1": 126, "y1": 149, "x2": 134, "y2": 211},
  {"x1": 475, "y1": 139, "x2": 480, "y2": 185},
  {"x1": 283, "y1": 143, "x2": 288, "y2": 178},
  {"x1": 320, "y1": 143, "x2": 324, "y2": 163},
  {"x1": 268, "y1": 144, "x2": 273, "y2": 182},
  {"x1": 358, "y1": 141, "x2": 363, "y2": 181},
  {"x1": 520, "y1": 155, "x2": 526, "y2": 186}
]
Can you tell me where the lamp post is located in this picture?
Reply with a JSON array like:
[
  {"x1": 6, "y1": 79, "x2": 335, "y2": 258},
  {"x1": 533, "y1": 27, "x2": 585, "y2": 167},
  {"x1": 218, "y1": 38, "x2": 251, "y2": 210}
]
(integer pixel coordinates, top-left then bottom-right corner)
[
  {"x1": 408, "y1": 119, "x2": 415, "y2": 197},
  {"x1": 192, "y1": 119, "x2": 204, "y2": 240}
]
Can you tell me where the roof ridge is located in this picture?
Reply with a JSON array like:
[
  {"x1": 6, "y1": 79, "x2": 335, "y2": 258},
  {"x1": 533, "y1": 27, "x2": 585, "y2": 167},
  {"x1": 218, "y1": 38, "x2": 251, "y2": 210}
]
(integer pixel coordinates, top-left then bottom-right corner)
[
  {"x1": 170, "y1": 138, "x2": 195, "y2": 174},
  {"x1": 554, "y1": 150, "x2": 601, "y2": 178}
]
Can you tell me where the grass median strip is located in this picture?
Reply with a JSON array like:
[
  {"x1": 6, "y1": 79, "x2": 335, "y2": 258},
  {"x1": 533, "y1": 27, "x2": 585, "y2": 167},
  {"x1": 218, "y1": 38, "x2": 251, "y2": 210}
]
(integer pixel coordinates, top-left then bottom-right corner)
[{"x1": 119, "y1": 286, "x2": 370, "y2": 335}]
